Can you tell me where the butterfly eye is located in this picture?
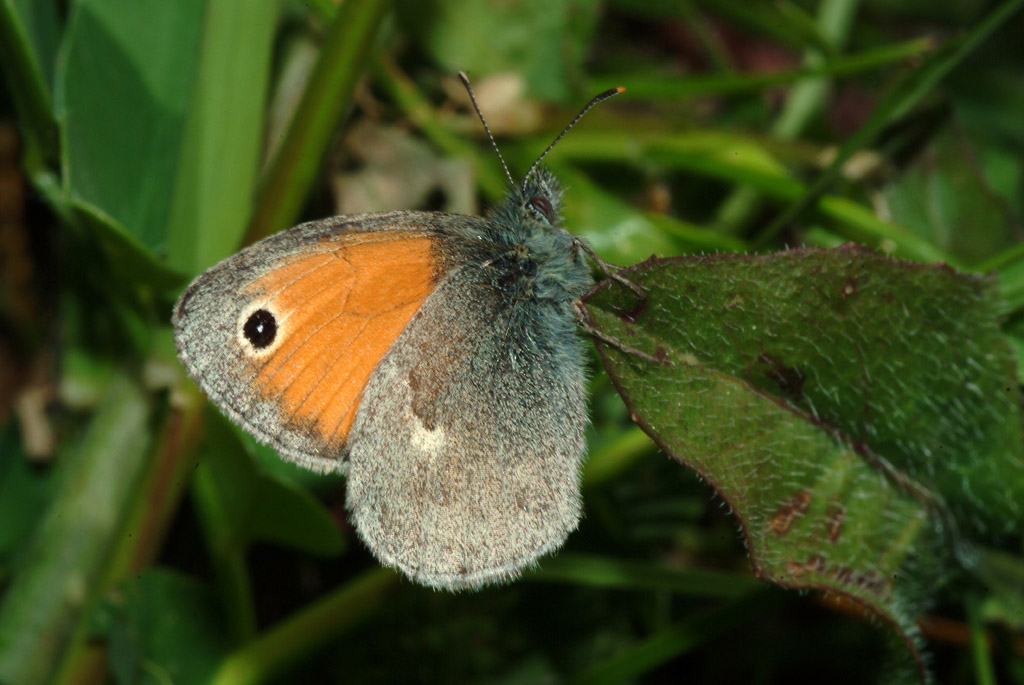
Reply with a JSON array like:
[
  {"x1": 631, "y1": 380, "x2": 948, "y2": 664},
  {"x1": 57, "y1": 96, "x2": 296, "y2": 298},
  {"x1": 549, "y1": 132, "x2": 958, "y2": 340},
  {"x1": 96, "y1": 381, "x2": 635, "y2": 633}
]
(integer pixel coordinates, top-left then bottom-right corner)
[
  {"x1": 243, "y1": 308, "x2": 277, "y2": 349},
  {"x1": 528, "y1": 195, "x2": 554, "y2": 221}
]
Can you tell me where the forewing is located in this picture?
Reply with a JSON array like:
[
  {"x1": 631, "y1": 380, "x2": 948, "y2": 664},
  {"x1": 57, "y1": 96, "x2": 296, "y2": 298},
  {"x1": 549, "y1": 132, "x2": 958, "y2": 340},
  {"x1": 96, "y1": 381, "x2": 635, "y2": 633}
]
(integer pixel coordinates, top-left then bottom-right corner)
[{"x1": 173, "y1": 212, "x2": 448, "y2": 472}]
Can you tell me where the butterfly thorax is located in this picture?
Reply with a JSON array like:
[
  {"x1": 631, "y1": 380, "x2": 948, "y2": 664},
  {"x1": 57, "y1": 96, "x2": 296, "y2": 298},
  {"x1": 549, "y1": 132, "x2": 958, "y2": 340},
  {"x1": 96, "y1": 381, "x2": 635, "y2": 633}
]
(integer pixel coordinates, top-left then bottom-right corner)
[{"x1": 483, "y1": 168, "x2": 594, "y2": 307}]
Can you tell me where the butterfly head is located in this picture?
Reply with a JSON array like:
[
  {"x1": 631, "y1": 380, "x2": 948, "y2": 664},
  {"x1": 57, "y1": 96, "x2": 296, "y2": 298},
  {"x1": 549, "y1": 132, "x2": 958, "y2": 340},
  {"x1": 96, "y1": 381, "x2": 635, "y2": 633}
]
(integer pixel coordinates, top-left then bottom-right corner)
[
  {"x1": 519, "y1": 166, "x2": 562, "y2": 226},
  {"x1": 484, "y1": 166, "x2": 565, "y2": 249}
]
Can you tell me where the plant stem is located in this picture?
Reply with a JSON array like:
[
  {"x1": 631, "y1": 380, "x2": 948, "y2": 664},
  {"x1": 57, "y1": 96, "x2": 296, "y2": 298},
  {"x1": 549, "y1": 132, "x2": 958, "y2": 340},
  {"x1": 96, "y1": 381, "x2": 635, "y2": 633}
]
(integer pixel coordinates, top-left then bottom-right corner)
[
  {"x1": 192, "y1": 459, "x2": 259, "y2": 643},
  {"x1": 209, "y1": 569, "x2": 398, "y2": 685},
  {"x1": 583, "y1": 426, "x2": 657, "y2": 488},
  {"x1": 245, "y1": 0, "x2": 392, "y2": 244},
  {"x1": 966, "y1": 592, "x2": 996, "y2": 685}
]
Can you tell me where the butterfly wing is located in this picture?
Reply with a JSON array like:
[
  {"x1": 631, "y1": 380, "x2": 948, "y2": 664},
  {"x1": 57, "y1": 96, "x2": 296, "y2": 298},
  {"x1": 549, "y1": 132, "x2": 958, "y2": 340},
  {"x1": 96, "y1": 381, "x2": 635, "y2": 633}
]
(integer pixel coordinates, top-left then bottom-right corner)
[
  {"x1": 173, "y1": 212, "x2": 457, "y2": 472},
  {"x1": 345, "y1": 258, "x2": 589, "y2": 590},
  {"x1": 176, "y1": 209, "x2": 589, "y2": 588}
]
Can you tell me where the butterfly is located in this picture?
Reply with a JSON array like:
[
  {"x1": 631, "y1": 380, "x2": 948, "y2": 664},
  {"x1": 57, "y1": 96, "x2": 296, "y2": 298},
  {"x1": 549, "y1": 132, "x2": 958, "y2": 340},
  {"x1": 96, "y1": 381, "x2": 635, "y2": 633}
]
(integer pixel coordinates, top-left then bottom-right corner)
[{"x1": 173, "y1": 74, "x2": 631, "y2": 590}]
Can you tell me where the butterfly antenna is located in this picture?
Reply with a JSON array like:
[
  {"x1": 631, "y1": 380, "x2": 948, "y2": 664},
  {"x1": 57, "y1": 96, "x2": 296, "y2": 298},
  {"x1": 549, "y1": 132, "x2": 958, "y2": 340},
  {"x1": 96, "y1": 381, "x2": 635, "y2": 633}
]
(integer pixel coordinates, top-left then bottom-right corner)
[
  {"x1": 522, "y1": 86, "x2": 625, "y2": 193},
  {"x1": 458, "y1": 72, "x2": 515, "y2": 188}
]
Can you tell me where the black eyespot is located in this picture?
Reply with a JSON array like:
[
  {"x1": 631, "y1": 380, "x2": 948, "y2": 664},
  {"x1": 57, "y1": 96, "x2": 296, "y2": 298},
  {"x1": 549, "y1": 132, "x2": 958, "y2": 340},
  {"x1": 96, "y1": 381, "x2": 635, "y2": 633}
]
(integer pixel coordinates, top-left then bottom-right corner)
[
  {"x1": 528, "y1": 195, "x2": 553, "y2": 220},
  {"x1": 243, "y1": 309, "x2": 277, "y2": 349}
]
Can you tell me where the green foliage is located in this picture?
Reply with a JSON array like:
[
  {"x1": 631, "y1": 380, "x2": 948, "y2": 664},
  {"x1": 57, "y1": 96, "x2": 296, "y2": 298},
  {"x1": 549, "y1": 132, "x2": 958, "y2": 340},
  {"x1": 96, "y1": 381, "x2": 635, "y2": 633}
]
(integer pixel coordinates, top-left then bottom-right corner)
[
  {"x1": 0, "y1": 376, "x2": 152, "y2": 685},
  {"x1": 57, "y1": 0, "x2": 206, "y2": 257},
  {"x1": 395, "y1": 0, "x2": 601, "y2": 101},
  {"x1": 91, "y1": 570, "x2": 230, "y2": 685},
  {"x1": 1, "y1": 0, "x2": 1023, "y2": 683},
  {"x1": 583, "y1": 245, "x2": 1024, "y2": 676}
]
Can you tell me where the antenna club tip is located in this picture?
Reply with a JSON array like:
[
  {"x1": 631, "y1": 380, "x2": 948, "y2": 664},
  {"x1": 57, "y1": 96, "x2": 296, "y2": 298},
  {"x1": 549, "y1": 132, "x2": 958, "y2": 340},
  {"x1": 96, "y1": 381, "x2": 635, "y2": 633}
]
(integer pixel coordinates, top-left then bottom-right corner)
[{"x1": 615, "y1": 86, "x2": 626, "y2": 94}]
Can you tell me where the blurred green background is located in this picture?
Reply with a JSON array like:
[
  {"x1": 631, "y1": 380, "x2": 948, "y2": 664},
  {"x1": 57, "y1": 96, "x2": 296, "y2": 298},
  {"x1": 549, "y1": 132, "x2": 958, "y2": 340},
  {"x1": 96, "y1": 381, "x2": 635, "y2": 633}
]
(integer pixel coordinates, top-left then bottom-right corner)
[{"x1": 1, "y1": 0, "x2": 1023, "y2": 683}]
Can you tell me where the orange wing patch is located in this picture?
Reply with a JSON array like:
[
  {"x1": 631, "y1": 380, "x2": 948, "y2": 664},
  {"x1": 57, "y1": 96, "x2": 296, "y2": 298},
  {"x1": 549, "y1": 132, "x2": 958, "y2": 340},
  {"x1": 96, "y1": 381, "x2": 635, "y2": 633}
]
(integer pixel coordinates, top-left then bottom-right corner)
[{"x1": 242, "y1": 231, "x2": 438, "y2": 449}]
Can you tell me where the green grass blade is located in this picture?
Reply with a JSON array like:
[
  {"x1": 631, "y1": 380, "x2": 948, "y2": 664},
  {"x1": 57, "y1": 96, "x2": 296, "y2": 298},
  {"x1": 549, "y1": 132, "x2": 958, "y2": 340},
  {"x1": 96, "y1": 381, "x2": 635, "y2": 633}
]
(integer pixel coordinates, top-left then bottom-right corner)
[
  {"x1": 570, "y1": 591, "x2": 781, "y2": 685},
  {"x1": 557, "y1": 130, "x2": 952, "y2": 263},
  {"x1": 0, "y1": 376, "x2": 152, "y2": 685},
  {"x1": 593, "y1": 37, "x2": 933, "y2": 99},
  {"x1": 754, "y1": 0, "x2": 1024, "y2": 247},
  {"x1": 53, "y1": 379, "x2": 205, "y2": 685},
  {"x1": 966, "y1": 592, "x2": 997, "y2": 685},
  {"x1": 245, "y1": 0, "x2": 392, "y2": 244},
  {"x1": 209, "y1": 569, "x2": 398, "y2": 685},
  {"x1": 0, "y1": 0, "x2": 59, "y2": 164},
  {"x1": 527, "y1": 554, "x2": 761, "y2": 597},
  {"x1": 166, "y1": 0, "x2": 279, "y2": 274},
  {"x1": 302, "y1": 0, "x2": 335, "y2": 21},
  {"x1": 715, "y1": 0, "x2": 860, "y2": 235},
  {"x1": 696, "y1": 0, "x2": 831, "y2": 53},
  {"x1": 583, "y1": 426, "x2": 657, "y2": 488}
]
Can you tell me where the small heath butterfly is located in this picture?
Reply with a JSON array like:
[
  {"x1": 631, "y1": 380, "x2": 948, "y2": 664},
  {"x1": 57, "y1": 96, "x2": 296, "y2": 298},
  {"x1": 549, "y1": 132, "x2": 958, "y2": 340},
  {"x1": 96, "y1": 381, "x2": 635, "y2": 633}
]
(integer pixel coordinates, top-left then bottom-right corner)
[{"x1": 172, "y1": 74, "x2": 626, "y2": 590}]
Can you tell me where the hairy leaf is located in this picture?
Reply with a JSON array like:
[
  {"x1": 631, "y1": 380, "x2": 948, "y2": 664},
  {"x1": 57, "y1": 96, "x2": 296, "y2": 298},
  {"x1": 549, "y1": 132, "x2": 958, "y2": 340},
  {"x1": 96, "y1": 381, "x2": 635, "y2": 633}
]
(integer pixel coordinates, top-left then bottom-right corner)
[{"x1": 582, "y1": 244, "x2": 1024, "y2": 676}]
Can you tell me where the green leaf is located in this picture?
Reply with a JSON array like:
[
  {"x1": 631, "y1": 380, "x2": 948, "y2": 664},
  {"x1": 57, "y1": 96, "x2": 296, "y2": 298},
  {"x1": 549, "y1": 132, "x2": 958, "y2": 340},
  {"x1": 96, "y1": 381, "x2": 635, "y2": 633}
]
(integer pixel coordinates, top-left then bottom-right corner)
[
  {"x1": 240, "y1": 430, "x2": 347, "y2": 496},
  {"x1": 0, "y1": 0, "x2": 60, "y2": 162},
  {"x1": 194, "y1": 410, "x2": 344, "y2": 557},
  {"x1": 882, "y1": 130, "x2": 1021, "y2": 267},
  {"x1": 0, "y1": 422, "x2": 55, "y2": 563},
  {"x1": 71, "y1": 200, "x2": 186, "y2": 294},
  {"x1": 582, "y1": 245, "x2": 1024, "y2": 674},
  {"x1": 0, "y1": 375, "x2": 152, "y2": 685},
  {"x1": 395, "y1": 0, "x2": 600, "y2": 102},
  {"x1": 92, "y1": 569, "x2": 229, "y2": 685},
  {"x1": 165, "y1": 0, "x2": 279, "y2": 274},
  {"x1": 56, "y1": 0, "x2": 205, "y2": 254},
  {"x1": 190, "y1": 409, "x2": 346, "y2": 643},
  {"x1": 246, "y1": 473, "x2": 345, "y2": 556},
  {"x1": 9, "y1": 0, "x2": 59, "y2": 91}
]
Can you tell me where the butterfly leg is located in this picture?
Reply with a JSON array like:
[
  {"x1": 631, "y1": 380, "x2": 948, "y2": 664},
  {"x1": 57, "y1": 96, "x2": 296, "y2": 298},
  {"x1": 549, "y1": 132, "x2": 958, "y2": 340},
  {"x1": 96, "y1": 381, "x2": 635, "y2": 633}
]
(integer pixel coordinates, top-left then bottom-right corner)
[
  {"x1": 572, "y1": 301, "x2": 666, "y2": 364},
  {"x1": 572, "y1": 238, "x2": 646, "y2": 301}
]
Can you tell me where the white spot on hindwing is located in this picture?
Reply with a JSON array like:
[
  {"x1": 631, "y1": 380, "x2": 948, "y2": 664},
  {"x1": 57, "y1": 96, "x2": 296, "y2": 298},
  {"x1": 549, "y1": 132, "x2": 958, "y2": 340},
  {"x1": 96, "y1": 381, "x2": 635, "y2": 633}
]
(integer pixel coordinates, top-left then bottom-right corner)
[
  {"x1": 401, "y1": 365, "x2": 448, "y2": 457},
  {"x1": 410, "y1": 415, "x2": 446, "y2": 455}
]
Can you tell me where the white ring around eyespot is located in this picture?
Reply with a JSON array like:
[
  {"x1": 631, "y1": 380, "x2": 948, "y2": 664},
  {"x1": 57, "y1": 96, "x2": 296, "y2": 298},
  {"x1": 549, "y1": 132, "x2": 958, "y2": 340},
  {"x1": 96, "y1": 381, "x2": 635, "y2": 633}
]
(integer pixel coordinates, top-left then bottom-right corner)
[{"x1": 236, "y1": 301, "x2": 286, "y2": 359}]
